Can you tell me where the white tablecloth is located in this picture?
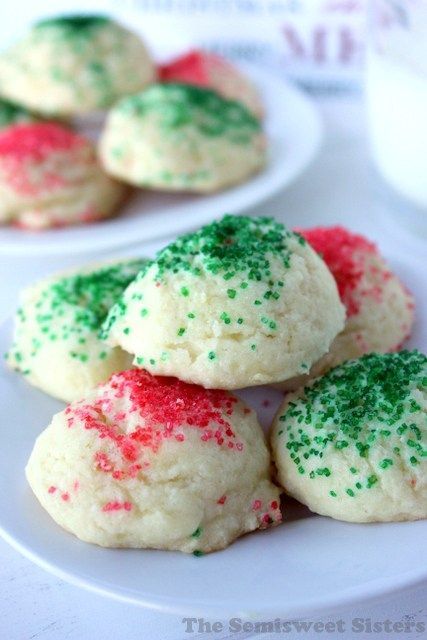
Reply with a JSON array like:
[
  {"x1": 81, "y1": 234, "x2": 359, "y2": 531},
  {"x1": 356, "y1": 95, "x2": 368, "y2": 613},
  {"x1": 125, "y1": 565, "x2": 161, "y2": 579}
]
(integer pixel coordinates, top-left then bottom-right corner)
[{"x1": 0, "y1": 96, "x2": 426, "y2": 640}]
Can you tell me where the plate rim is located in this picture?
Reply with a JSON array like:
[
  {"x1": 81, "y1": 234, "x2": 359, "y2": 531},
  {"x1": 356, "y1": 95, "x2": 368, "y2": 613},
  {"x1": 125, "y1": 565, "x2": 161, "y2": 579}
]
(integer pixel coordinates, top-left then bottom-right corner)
[
  {"x1": 1, "y1": 518, "x2": 427, "y2": 618},
  {"x1": 1, "y1": 250, "x2": 426, "y2": 618},
  {"x1": 0, "y1": 63, "x2": 323, "y2": 257}
]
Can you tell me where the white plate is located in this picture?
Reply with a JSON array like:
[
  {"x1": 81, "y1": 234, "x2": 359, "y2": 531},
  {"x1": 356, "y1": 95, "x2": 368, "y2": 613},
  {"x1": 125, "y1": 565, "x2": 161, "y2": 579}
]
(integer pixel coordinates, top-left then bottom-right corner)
[
  {"x1": 0, "y1": 64, "x2": 322, "y2": 257},
  {"x1": 0, "y1": 241, "x2": 426, "y2": 618}
]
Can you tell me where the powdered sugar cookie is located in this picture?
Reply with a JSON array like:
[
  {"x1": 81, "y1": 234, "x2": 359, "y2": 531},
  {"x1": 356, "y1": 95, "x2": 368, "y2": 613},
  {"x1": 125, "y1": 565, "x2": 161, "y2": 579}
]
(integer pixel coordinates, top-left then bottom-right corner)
[
  {"x1": 99, "y1": 83, "x2": 266, "y2": 193},
  {"x1": 26, "y1": 369, "x2": 281, "y2": 552},
  {"x1": 0, "y1": 15, "x2": 155, "y2": 116},
  {"x1": 159, "y1": 49, "x2": 263, "y2": 118},
  {"x1": 7, "y1": 258, "x2": 148, "y2": 402},
  {"x1": 271, "y1": 350, "x2": 427, "y2": 523},
  {"x1": 0, "y1": 122, "x2": 126, "y2": 229},
  {"x1": 277, "y1": 226, "x2": 415, "y2": 390},
  {"x1": 102, "y1": 215, "x2": 345, "y2": 389}
]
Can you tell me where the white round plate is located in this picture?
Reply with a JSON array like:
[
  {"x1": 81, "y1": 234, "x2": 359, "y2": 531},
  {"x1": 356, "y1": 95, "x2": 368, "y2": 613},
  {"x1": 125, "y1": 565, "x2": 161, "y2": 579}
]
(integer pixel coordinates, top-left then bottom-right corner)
[
  {"x1": 0, "y1": 243, "x2": 426, "y2": 619},
  {"x1": 0, "y1": 64, "x2": 322, "y2": 257}
]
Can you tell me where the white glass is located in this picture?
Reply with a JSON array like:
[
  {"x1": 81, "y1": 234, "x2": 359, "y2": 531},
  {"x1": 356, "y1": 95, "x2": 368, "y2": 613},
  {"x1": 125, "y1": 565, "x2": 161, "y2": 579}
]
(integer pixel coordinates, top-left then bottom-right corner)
[{"x1": 367, "y1": 0, "x2": 427, "y2": 217}]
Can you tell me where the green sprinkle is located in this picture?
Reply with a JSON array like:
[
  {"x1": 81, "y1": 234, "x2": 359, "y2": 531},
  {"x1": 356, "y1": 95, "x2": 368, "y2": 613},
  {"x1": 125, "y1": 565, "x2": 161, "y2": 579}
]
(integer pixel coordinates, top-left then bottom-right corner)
[
  {"x1": 208, "y1": 351, "x2": 216, "y2": 361},
  {"x1": 191, "y1": 526, "x2": 203, "y2": 538},
  {"x1": 177, "y1": 327, "x2": 186, "y2": 336},
  {"x1": 181, "y1": 286, "x2": 190, "y2": 297},
  {"x1": 277, "y1": 351, "x2": 427, "y2": 501},
  {"x1": 367, "y1": 475, "x2": 378, "y2": 488},
  {"x1": 227, "y1": 289, "x2": 236, "y2": 299}
]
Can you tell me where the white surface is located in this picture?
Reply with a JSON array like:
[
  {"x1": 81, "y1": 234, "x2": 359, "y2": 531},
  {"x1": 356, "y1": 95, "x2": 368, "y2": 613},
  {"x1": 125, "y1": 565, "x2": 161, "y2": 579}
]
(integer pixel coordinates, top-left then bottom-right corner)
[
  {"x1": 0, "y1": 64, "x2": 322, "y2": 257},
  {"x1": 0, "y1": 96, "x2": 427, "y2": 638}
]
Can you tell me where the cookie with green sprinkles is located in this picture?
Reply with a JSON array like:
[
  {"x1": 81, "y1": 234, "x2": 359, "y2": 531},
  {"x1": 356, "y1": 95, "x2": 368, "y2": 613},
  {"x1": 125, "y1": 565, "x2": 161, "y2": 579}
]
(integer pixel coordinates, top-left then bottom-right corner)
[
  {"x1": 6, "y1": 258, "x2": 149, "y2": 402},
  {"x1": 99, "y1": 83, "x2": 265, "y2": 192},
  {"x1": 0, "y1": 98, "x2": 41, "y2": 129},
  {"x1": 102, "y1": 214, "x2": 345, "y2": 389},
  {"x1": 26, "y1": 368, "x2": 281, "y2": 553},
  {"x1": 0, "y1": 15, "x2": 155, "y2": 116},
  {"x1": 271, "y1": 350, "x2": 427, "y2": 523}
]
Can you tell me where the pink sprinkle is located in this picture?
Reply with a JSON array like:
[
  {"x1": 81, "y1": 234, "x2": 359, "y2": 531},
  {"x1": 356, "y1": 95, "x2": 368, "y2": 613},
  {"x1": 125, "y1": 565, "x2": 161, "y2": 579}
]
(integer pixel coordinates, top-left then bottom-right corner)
[
  {"x1": 252, "y1": 499, "x2": 262, "y2": 511},
  {"x1": 61, "y1": 492, "x2": 70, "y2": 502},
  {"x1": 102, "y1": 501, "x2": 133, "y2": 513},
  {"x1": 48, "y1": 486, "x2": 57, "y2": 494}
]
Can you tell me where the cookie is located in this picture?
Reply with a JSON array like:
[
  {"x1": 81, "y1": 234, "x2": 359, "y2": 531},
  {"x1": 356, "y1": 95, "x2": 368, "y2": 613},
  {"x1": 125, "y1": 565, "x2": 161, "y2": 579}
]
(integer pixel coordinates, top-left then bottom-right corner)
[
  {"x1": 7, "y1": 258, "x2": 148, "y2": 401},
  {"x1": 159, "y1": 49, "x2": 263, "y2": 118},
  {"x1": 271, "y1": 350, "x2": 427, "y2": 522},
  {"x1": 99, "y1": 83, "x2": 266, "y2": 192},
  {"x1": 0, "y1": 98, "x2": 40, "y2": 129},
  {"x1": 277, "y1": 226, "x2": 415, "y2": 390},
  {"x1": 0, "y1": 122, "x2": 126, "y2": 228},
  {"x1": 26, "y1": 369, "x2": 281, "y2": 552},
  {"x1": 102, "y1": 215, "x2": 345, "y2": 389},
  {"x1": 0, "y1": 14, "x2": 155, "y2": 116}
]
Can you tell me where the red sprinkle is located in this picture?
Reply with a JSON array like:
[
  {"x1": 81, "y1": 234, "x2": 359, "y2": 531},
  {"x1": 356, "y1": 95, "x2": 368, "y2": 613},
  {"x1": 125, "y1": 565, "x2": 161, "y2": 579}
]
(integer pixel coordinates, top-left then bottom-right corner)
[
  {"x1": 0, "y1": 122, "x2": 89, "y2": 196},
  {"x1": 217, "y1": 495, "x2": 227, "y2": 505},
  {"x1": 158, "y1": 50, "x2": 227, "y2": 86},
  {"x1": 70, "y1": 369, "x2": 242, "y2": 480},
  {"x1": 0, "y1": 122, "x2": 85, "y2": 162},
  {"x1": 102, "y1": 501, "x2": 133, "y2": 513},
  {"x1": 297, "y1": 226, "x2": 378, "y2": 317}
]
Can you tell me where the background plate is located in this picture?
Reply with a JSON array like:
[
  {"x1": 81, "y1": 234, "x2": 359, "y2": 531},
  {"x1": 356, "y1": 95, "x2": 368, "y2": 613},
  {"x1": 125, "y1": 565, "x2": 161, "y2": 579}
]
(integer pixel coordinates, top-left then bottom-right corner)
[
  {"x1": 0, "y1": 63, "x2": 322, "y2": 257},
  {"x1": 0, "y1": 241, "x2": 426, "y2": 618}
]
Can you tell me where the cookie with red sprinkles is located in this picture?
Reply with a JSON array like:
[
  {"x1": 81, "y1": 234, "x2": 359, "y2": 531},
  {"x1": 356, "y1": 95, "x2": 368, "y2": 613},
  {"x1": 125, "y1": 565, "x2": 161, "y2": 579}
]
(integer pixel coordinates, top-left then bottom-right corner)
[
  {"x1": 26, "y1": 368, "x2": 281, "y2": 553},
  {"x1": 0, "y1": 122, "x2": 126, "y2": 229},
  {"x1": 6, "y1": 258, "x2": 148, "y2": 401},
  {"x1": 278, "y1": 226, "x2": 415, "y2": 390},
  {"x1": 158, "y1": 49, "x2": 263, "y2": 118}
]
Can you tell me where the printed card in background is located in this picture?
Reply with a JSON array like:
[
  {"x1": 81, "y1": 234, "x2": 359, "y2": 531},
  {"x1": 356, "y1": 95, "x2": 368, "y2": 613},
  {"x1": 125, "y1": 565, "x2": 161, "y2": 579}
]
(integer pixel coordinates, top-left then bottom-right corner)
[{"x1": 122, "y1": 0, "x2": 367, "y2": 93}]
